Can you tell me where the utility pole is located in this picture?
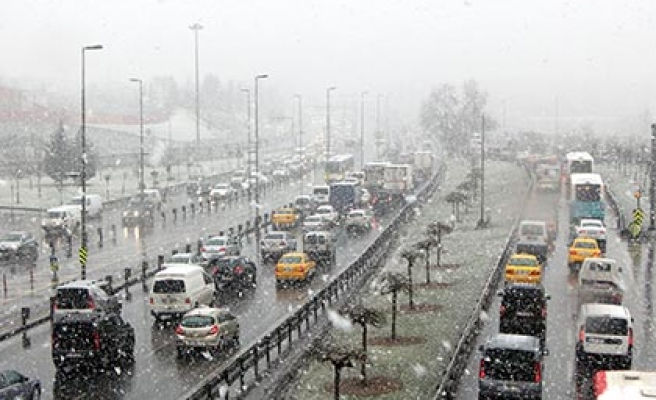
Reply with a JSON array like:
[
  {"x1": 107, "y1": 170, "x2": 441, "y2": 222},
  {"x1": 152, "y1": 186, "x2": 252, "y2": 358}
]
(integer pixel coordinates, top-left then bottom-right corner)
[
  {"x1": 254, "y1": 74, "x2": 268, "y2": 261},
  {"x1": 240, "y1": 89, "x2": 252, "y2": 205},
  {"x1": 190, "y1": 23, "x2": 203, "y2": 154},
  {"x1": 360, "y1": 91, "x2": 367, "y2": 169},
  {"x1": 478, "y1": 114, "x2": 486, "y2": 228},
  {"x1": 325, "y1": 86, "x2": 336, "y2": 162},
  {"x1": 649, "y1": 123, "x2": 656, "y2": 231},
  {"x1": 295, "y1": 94, "x2": 303, "y2": 195}
]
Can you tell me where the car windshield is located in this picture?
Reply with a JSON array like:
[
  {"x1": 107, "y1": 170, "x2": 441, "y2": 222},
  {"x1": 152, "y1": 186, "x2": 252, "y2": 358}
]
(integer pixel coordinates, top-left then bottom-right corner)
[
  {"x1": 483, "y1": 349, "x2": 536, "y2": 381},
  {"x1": 586, "y1": 316, "x2": 628, "y2": 335},
  {"x1": 0, "y1": 233, "x2": 21, "y2": 242},
  {"x1": 281, "y1": 256, "x2": 302, "y2": 264},
  {"x1": 521, "y1": 225, "x2": 544, "y2": 236},
  {"x1": 153, "y1": 279, "x2": 185, "y2": 294},
  {"x1": 181, "y1": 315, "x2": 215, "y2": 328}
]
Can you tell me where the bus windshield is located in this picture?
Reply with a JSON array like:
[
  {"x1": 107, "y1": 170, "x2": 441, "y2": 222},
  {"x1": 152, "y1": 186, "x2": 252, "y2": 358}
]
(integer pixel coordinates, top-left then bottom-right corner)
[
  {"x1": 575, "y1": 184, "x2": 601, "y2": 202},
  {"x1": 570, "y1": 160, "x2": 592, "y2": 174}
]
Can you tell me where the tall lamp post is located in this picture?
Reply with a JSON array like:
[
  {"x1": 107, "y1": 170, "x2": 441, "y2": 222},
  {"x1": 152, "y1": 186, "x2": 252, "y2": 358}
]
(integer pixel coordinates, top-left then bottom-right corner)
[
  {"x1": 360, "y1": 91, "x2": 368, "y2": 169},
  {"x1": 241, "y1": 88, "x2": 252, "y2": 206},
  {"x1": 478, "y1": 114, "x2": 486, "y2": 228},
  {"x1": 129, "y1": 78, "x2": 145, "y2": 201},
  {"x1": 190, "y1": 22, "x2": 203, "y2": 154},
  {"x1": 80, "y1": 44, "x2": 103, "y2": 280},
  {"x1": 254, "y1": 74, "x2": 268, "y2": 260},
  {"x1": 294, "y1": 94, "x2": 303, "y2": 195},
  {"x1": 376, "y1": 94, "x2": 383, "y2": 160},
  {"x1": 325, "y1": 86, "x2": 337, "y2": 162}
]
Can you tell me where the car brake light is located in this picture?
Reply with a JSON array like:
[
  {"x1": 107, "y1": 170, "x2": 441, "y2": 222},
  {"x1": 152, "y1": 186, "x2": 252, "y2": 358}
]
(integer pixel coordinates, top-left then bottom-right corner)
[
  {"x1": 541, "y1": 305, "x2": 547, "y2": 318},
  {"x1": 208, "y1": 325, "x2": 219, "y2": 335},
  {"x1": 175, "y1": 325, "x2": 184, "y2": 335},
  {"x1": 299, "y1": 266, "x2": 305, "y2": 273},
  {"x1": 93, "y1": 331, "x2": 101, "y2": 350},
  {"x1": 600, "y1": 229, "x2": 606, "y2": 234},
  {"x1": 234, "y1": 266, "x2": 244, "y2": 275},
  {"x1": 506, "y1": 268, "x2": 513, "y2": 275},
  {"x1": 200, "y1": 247, "x2": 206, "y2": 253},
  {"x1": 479, "y1": 358, "x2": 485, "y2": 379},
  {"x1": 534, "y1": 361, "x2": 542, "y2": 382},
  {"x1": 499, "y1": 305, "x2": 506, "y2": 315},
  {"x1": 530, "y1": 270, "x2": 540, "y2": 276},
  {"x1": 87, "y1": 296, "x2": 95, "y2": 310},
  {"x1": 580, "y1": 230, "x2": 586, "y2": 235},
  {"x1": 594, "y1": 370, "x2": 608, "y2": 397},
  {"x1": 185, "y1": 298, "x2": 191, "y2": 304},
  {"x1": 593, "y1": 251, "x2": 601, "y2": 256},
  {"x1": 149, "y1": 297, "x2": 154, "y2": 305},
  {"x1": 579, "y1": 328, "x2": 585, "y2": 342},
  {"x1": 569, "y1": 250, "x2": 577, "y2": 255},
  {"x1": 218, "y1": 247, "x2": 226, "y2": 253},
  {"x1": 280, "y1": 241, "x2": 287, "y2": 246},
  {"x1": 629, "y1": 327, "x2": 634, "y2": 346}
]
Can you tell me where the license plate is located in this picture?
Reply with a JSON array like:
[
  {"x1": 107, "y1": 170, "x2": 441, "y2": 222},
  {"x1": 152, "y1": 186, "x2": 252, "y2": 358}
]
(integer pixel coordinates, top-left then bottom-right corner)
[
  {"x1": 515, "y1": 270, "x2": 530, "y2": 275},
  {"x1": 516, "y1": 312, "x2": 533, "y2": 317},
  {"x1": 285, "y1": 266, "x2": 294, "y2": 272},
  {"x1": 587, "y1": 337, "x2": 609, "y2": 344}
]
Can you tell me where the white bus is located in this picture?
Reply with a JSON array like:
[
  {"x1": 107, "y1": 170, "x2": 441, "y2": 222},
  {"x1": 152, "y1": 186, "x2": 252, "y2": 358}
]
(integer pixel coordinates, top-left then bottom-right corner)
[
  {"x1": 591, "y1": 370, "x2": 656, "y2": 399},
  {"x1": 383, "y1": 164, "x2": 413, "y2": 194},
  {"x1": 325, "y1": 154, "x2": 355, "y2": 183},
  {"x1": 566, "y1": 151, "x2": 594, "y2": 177}
]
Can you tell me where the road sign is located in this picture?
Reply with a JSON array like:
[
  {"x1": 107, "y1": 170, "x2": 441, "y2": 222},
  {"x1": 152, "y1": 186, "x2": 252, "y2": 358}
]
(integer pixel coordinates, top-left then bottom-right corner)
[
  {"x1": 633, "y1": 208, "x2": 645, "y2": 226},
  {"x1": 78, "y1": 246, "x2": 88, "y2": 265}
]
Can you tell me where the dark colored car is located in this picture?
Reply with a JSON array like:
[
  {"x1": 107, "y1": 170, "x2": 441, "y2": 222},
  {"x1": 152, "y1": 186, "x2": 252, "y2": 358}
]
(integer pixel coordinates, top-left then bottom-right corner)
[
  {"x1": 51, "y1": 313, "x2": 135, "y2": 371},
  {"x1": 0, "y1": 231, "x2": 39, "y2": 262},
  {"x1": 205, "y1": 256, "x2": 257, "y2": 290},
  {"x1": 0, "y1": 370, "x2": 40, "y2": 399},
  {"x1": 498, "y1": 283, "x2": 550, "y2": 345},
  {"x1": 122, "y1": 196, "x2": 155, "y2": 228},
  {"x1": 478, "y1": 334, "x2": 548, "y2": 400},
  {"x1": 371, "y1": 190, "x2": 394, "y2": 216}
]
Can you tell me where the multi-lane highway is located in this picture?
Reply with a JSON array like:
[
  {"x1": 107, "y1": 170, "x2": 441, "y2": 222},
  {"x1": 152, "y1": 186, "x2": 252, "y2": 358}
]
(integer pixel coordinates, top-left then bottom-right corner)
[
  {"x1": 455, "y1": 184, "x2": 656, "y2": 399},
  {"x1": 0, "y1": 168, "x2": 410, "y2": 399}
]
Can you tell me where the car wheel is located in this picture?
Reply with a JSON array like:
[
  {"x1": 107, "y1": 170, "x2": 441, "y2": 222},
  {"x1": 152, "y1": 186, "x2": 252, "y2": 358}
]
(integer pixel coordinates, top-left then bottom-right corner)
[{"x1": 176, "y1": 346, "x2": 185, "y2": 358}]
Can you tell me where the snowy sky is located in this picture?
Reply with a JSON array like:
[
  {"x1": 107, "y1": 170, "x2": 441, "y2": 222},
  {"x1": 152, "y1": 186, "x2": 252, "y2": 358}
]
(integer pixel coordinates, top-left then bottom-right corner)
[{"x1": 1, "y1": 0, "x2": 656, "y2": 134}]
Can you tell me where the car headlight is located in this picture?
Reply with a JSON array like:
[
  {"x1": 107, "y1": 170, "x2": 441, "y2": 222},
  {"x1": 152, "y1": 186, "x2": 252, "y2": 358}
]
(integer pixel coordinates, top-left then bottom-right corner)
[
  {"x1": 133, "y1": 211, "x2": 140, "y2": 216},
  {"x1": 123, "y1": 211, "x2": 129, "y2": 217}
]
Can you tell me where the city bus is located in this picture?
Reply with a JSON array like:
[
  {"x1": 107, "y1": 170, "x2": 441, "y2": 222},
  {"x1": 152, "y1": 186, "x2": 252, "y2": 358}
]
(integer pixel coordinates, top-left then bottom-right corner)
[
  {"x1": 569, "y1": 173, "x2": 605, "y2": 224},
  {"x1": 591, "y1": 370, "x2": 656, "y2": 399},
  {"x1": 363, "y1": 161, "x2": 390, "y2": 191},
  {"x1": 325, "y1": 154, "x2": 355, "y2": 183},
  {"x1": 565, "y1": 151, "x2": 594, "y2": 183}
]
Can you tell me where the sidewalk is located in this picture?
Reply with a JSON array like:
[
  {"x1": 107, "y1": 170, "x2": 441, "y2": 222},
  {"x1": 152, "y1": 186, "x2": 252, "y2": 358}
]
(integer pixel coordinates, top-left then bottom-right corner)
[
  {"x1": 597, "y1": 163, "x2": 645, "y2": 228},
  {"x1": 283, "y1": 159, "x2": 528, "y2": 400}
]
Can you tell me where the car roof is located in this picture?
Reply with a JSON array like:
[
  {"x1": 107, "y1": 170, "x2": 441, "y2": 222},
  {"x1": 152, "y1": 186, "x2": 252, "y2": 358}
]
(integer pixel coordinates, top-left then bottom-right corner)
[
  {"x1": 580, "y1": 218, "x2": 602, "y2": 224},
  {"x1": 207, "y1": 236, "x2": 229, "y2": 241},
  {"x1": 58, "y1": 279, "x2": 108, "y2": 289},
  {"x1": 184, "y1": 307, "x2": 231, "y2": 317},
  {"x1": 582, "y1": 257, "x2": 615, "y2": 264},
  {"x1": 485, "y1": 333, "x2": 541, "y2": 351},
  {"x1": 156, "y1": 265, "x2": 204, "y2": 275},
  {"x1": 581, "y1": 303, "x2": 630, "y2": 318}
]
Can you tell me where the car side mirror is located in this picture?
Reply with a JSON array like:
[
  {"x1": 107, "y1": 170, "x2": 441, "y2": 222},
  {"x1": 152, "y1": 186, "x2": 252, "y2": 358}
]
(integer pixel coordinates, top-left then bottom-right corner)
[
  {"x1": 542, "y1": 348, "x2": 550, "y2": 356},
  {"x1": 478, "y1": 344, "x2": 485, "y2": 352},
  {"x1": 545, "y1": 294, "x2": 551, "y2": 300}
]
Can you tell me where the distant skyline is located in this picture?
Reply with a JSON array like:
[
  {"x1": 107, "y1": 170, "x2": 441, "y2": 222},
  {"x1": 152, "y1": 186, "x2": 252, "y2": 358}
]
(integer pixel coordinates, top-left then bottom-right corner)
[{"x1": 1, "y1": 0, "x2": 655, "y2": 136}]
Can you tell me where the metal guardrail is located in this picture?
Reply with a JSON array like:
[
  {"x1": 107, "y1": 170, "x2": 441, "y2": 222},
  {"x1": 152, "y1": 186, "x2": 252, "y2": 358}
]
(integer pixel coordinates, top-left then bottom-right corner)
[
  {"x1": 182, "y1": 166, "x2": 445, "y2": 400},
  {"x1": 431, "y1": 165, "x2": 536, "y2": 399}
]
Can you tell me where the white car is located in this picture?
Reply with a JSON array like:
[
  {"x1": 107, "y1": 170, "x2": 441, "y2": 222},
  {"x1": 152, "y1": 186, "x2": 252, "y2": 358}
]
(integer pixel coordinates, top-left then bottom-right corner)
[
  {"x1": 303, "y1": 215, "x2": 329, "y2": 232},
  {"x1": 315, "y1": 205, "x2": 339, "y2": 225},
  {"x1": 210, "y1": 183, "x2": 234, "y2": 201},
  {"x1": 360, "y1": 188, "x2": 371, "y2": 206},
  {"x1": 345, "y1": 209, "x2": 374, "y2": 231},
  {"x1": 576, "y1": 303, "x2": 633, "y2": 371},
  {"x1": 575, "y1": 219, "x2": 607, "y2": 251},
  {"x1": 201, "y1": 236, "x2": 241, "y2": 260},
  {"x1": 162, "y1": 252, "x2": 205, "y2": 269},
  {"x1": 175, "y1": 307, "x2": 240, "y2": 357}
]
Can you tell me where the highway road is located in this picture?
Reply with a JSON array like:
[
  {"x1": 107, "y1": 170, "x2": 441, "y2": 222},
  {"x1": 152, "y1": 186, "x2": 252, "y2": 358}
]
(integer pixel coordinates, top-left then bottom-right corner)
[
  {"x1": 455, "y1": 185, "x2": 656, "y2": 399},
  {"x1": 0, "y1": 172, "x2": 410, "y2": 400}
]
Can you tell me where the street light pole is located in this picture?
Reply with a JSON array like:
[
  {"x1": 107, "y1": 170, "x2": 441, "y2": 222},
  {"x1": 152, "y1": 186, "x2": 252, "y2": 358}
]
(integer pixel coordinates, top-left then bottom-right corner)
[
  {"x1": 294, "y1": 94, "x2": 303, "y2": 195},
  {"x1": 478, "y1": 114, "x2": 486, "y2": 228},
  {"x1": 254, "y1": 74, "x2": 268, "y2": 261},
  {"x1": 80, "y1": 44, "x2": 102, "y2": 280},
  {"x1": 649, "y1": 123, "x2": 656, "y2": 231},
  {"x1": 325, "y1": 86, "x2": 337, "y2": 162},
  {"x1": 360, "y1": 91, "x2": 368, "y2": 169},
  {"x1": 129, "y1": 78, "x2": 145, "y2": 199},
  {"x1": 190, "y1": 23, "x2": 203, "y2": 154},
  {"x1": 376, "y1": 94, "x2": 383, "y2": 160},
  {"x1": 241, "y1": 88, "x2": 252, "y2": 205}
]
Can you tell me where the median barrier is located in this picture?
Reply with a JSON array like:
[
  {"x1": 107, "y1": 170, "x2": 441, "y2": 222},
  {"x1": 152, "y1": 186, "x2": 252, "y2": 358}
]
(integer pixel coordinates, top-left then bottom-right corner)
[{"x1": 182, "y1": 167, "x2": 443, "y2": 400}]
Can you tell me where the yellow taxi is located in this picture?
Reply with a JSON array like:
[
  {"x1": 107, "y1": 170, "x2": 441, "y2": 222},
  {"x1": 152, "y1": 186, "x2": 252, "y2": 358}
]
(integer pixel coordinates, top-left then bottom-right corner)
[
  {"x1": 272, "y1": 207, "x2": 300, "y2": 230},
  {"x1": 504, "y1": 253, "x2": 542, "y2": 284},
  {"x1": 275, "y1": 252, "x2": 316, "y2": 286},
  {"x1": 568, "y1": 237, "x2": 602, "y2": 271}
]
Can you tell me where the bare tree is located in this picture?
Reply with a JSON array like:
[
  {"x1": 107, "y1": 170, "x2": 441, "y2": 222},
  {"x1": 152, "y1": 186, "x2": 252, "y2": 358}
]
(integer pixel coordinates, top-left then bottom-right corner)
[
  {"x1": 414, "y1": 237, "x2": 437, "y2": 284},
  {"x1": 445, "y1": 192, "x2": 467, "y2": 222},
  {"x1": 341, "y1": 303, "x2": 386, "y2": 385},
  {"x1": 400, "y1": 248, "x2": 423, "y2": 310},
  {"x1": 379, "y1": 272, "x2": 410, "y2": 340},
  {"x1": 427, "y1": 222, "x2": 453, "y2": 270},
  {"x1": 316, "y1": 343, "x2": 365, "y2": 400}
]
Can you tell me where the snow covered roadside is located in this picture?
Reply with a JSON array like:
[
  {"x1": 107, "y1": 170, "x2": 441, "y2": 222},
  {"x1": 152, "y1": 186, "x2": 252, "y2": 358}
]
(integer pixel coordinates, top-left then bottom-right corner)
[{"x1": 283, "y1": 159, "x2": 529, "y2": 400}]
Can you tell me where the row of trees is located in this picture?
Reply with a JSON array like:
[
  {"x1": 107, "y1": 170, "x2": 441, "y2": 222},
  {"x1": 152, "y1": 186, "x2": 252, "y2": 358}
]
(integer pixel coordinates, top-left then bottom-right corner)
[{"x1": 420, "y1": 80, "x2": 497, "y2": 155}]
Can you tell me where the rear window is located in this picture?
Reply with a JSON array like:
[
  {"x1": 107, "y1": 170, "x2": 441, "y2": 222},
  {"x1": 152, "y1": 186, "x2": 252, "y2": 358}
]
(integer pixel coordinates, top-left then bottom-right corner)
[
  {"x1": 281, "y1": 256, "x2": 302, "y2": 264},
  {"x1": 207, "y1": 238, "x2": 227, "y2": 246},
  {"x1": 53, "y1": 322, "x2": 96, "y2": 349},
  {"x1": 483, "y1": 349, "x2": 536, "y2": 381},
  {"x1": 585, "y1": 316, "x2": 628, "y2": 335},
  {"x1": 181, "y1": 315, "x2": 215, "y2": 328},
  {"x1": 314, "y1": 188, "x2": 329, "y2": 195},
  {"x1": 306, "y1": 235, "x2": 326, "y2": 245},
  {"x1": 56, "y1": 288, "x2": 90, "y2": 309},
  {"x1": 265, "y1": 233, "x2": 284, "y2": 240},
  {"x1": 576, "y1": 241, "x2": 597, "y2": 249},
  {"x1": 153, "y1": 279, "x2": 186, "y2": 294},
  {"x1": 521, "y1": 225, "x2": 544, "y2": 236},
  {"x1": 509, "y1": 257, "x2": 537, "y2": 267}
]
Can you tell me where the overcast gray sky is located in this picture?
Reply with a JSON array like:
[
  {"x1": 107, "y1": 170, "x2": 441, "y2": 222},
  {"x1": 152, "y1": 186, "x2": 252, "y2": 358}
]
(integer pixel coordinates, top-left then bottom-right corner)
[{"x1": 1, "y1": 0, "x2": 655, "y2": 134}]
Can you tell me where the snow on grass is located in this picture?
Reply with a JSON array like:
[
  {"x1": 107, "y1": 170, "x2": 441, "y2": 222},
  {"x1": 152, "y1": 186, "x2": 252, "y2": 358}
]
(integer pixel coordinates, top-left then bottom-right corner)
[{"x1": 284, "y1": 160, "x2": 529, "y2": 400}]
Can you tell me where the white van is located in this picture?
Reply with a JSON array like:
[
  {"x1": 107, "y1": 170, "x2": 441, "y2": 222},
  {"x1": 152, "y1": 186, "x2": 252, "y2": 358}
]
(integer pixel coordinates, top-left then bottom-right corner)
[
  {"x1": 42, "y1": 205, "x2": 81, "y2": 235},
  {"x1": 312, "y1": 185, "x2": 330, "y2": 204},
  {"x1": 70, "y1": 194, "x2": 103, "y2": 218},
  {"x1": 149, "y1": 266, "x2": 215, "y2": 321}
]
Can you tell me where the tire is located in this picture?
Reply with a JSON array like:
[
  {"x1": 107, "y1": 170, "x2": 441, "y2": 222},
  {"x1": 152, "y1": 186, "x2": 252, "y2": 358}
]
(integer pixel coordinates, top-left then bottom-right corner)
[
  {"x1": 31, "y1": 386, "x2": 41, "y2": 400},
  {"x1": 176, "y1": 346, "x2": 185, "y2": 358}
]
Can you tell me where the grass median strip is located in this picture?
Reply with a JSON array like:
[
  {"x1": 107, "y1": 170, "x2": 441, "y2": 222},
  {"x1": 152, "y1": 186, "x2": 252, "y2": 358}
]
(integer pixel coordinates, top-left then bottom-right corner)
[{"x1": 283, "y1": 159, "x2": 528, "y2": 400}]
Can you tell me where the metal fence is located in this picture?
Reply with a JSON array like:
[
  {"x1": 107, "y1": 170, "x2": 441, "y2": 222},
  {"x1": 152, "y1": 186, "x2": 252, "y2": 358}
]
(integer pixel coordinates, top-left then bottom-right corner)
[{"x1": 182, "y1": 166, "x2": 445, "y2": 400}]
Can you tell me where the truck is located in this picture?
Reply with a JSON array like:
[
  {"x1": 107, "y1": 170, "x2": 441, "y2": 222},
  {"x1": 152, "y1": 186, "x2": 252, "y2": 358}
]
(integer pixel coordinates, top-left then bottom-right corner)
[
  {"x1": 577, "y1": 257, "x2": 625, "y2": 310},
  {"x1": 383, "y1": 164, "x2": 413, "y2": 197},
  {"x1": 412, "y1": 151, "x2": 434, "y2": 183},
  {"x1": 535, "y1": 163, "x2": 560, "y2": 191},
  {"x1": 329, "y1": 181, "x2": 362, "y2": 213}
]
